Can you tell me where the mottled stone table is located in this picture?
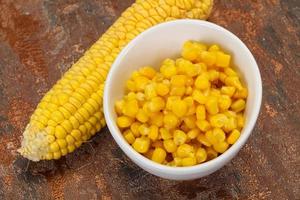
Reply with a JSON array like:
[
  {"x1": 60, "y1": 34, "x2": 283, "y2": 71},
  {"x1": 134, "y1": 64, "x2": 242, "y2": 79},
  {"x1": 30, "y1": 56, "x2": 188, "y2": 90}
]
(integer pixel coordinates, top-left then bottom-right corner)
[{"x1": 0, "y1": 0, "x2": 299, "y2": 199}]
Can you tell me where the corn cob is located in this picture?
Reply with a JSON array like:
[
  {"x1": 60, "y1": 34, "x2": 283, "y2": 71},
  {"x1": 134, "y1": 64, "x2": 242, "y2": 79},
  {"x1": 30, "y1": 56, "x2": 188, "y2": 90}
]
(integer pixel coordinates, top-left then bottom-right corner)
[{"x1": 18, "y1": 0, "x2": 214, "y2": 161}]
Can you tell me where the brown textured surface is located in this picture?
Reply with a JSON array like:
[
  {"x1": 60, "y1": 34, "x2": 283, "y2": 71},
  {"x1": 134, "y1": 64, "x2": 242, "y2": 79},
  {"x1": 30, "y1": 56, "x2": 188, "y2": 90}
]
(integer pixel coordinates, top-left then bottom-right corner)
[{"x1": 0, "y1": 0, "x2": 299, "y2": 199}]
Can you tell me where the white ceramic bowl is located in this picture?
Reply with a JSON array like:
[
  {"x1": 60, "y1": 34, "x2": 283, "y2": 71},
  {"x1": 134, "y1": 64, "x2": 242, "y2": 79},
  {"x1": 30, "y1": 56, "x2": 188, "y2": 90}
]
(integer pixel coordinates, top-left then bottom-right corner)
[{"x1": 104, "y1": 20, "x2": 262, "y2": 180}]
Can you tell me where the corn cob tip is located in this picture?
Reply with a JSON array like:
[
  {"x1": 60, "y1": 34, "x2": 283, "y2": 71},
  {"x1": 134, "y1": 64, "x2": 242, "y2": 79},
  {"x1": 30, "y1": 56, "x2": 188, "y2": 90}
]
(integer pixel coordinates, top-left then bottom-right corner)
[{"x1": 18, "y1": 125, "x2": 49, "y2": 161}]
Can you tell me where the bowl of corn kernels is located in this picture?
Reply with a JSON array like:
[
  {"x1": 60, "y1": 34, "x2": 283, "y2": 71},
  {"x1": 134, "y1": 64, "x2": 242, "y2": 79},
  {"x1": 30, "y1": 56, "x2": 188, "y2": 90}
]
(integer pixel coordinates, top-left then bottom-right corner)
[{"x1": 104, "y1": 20, "x2": 262, "y2": 180}]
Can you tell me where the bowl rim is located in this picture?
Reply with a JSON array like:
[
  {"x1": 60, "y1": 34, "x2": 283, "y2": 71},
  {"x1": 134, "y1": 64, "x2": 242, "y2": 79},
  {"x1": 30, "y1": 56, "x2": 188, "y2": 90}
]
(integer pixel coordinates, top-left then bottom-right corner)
[{"x1": 104, "y1": 19, "x2": 262, "y2": 175}]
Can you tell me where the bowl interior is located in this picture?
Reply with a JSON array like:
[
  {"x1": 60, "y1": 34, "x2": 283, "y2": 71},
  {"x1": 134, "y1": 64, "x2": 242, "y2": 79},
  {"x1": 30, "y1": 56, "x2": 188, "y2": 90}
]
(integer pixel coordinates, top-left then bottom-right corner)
[{"x1": 104, "y1": 20, "x2": 262, "y2": 179}]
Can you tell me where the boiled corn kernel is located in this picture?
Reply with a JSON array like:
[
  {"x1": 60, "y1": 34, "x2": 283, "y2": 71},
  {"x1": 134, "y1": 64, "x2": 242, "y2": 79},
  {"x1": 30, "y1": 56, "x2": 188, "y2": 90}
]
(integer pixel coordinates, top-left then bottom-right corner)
[
  {"x1": 124, "y1": 130, "x2": 136, "y2": 144},
  {"x1": 182, "y1": 157, "x2": 197, "y2": 166},
  {"x1": 197, "y1": 134, "x2": 212, "y2": 147},
  {"x1": 231, "y1": 99, "x2": 246, "y2": 112},
  {"x1": 117, "y1": 116, "x2": 133, "y2": 128},
  {"x1": 151, "y1": 147, "x2": 166, "y2": 164},
  {"x1": 213, "y1": 141, "x2": 229, "y2": 153},
  {"x1": 209, "y1": 114, "x2": 228, "y2": 128},
  {"x1": 172, "y1": 99, "x2": 188, "y2": 117},
  {"x1": 227, "y1": 129, "x2": 241, "y2": 144},
  {"x1": 196, "y1": 148, "x2": 207, "y2": 163},
  {"x1": 177, "y1": 144, "x2": 195, "y2": 158},
  {"x1": 132, "y1": 137, "x2": 150, "y2": 153},
  {"x1": 163, "y1": 139, "x2": 177, "y2": 153},
  {"x1": 163, "y1": 113, "x2": 179, "y2": 129},
  {"x1": 173, "y1": 130, "x2": 187, "y2": 145}
]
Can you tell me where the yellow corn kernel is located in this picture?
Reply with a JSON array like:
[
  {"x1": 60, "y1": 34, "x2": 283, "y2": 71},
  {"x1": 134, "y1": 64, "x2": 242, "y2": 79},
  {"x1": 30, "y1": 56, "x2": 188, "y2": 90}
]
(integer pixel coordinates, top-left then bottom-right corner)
[
  {"x1": 212, "y1": 128, "x2": 226, "y2": 144},
  {"x1": 149, "y1": 112, "x2": 164, "y2": 127},
  {"x1": 139, "y1": 66, "x2": 156, "y2": 79},
  {"x1": 221, "y1": 86, "x2": 236, "y2": 97},
  {"x1": 163, "y1": 113, "x2": 179, "y2": 129},
  {"x1": 151, "y1": 147, "x2": 167, "y2": 164},
  {"x1": 67, "y1": 145, "x2": 76, "y2": 153},
  {"x1": 50, "y1": 141, "x2": 60, "y2": 153},
  {"x1": 208, "y1": 44, "x2": 220, "y2": 52},
  {"x1": 196, "y1": 120, "x2": 211, "y2": 132},
  {"x1": 170, "y1": 86, "x2": 186, "y2": 96},
  {"x1": 55, "y1": 125, "x2": 67, "y2": 139},
  {"x1": 149, "y1": 125, "x2": 159, "y2": 141},
  {"x1": 57, "y1": 139, "x2": 67, "y2": 149},
  {"x1": 208, "y1": 70, "x2": 220, "y2": 81},
  {"x1": 172, "y1": 99, "x2": 188, "y2": 117},
  {"x1": 171, "y1": 75, "x2": 187, "y2": 86},
  {"x1": 219, "y1": 72, "x2": 227, "y2": 83},
  {"x1": 192, "y1": 89, "x2": 207, "y2": 104},
  {"x1": 224, "y1": 67, "x2": 237, "y2": 76},
  {"x1": 171, "y1": 157, "x2": 182, "y2": 166},
  {"x1": 145, "y1": 84, "x2": 157, "y2": 99},
  {"x1": 201, "y1": 51, "x2": 216, "y2": 66},
  {"x1": 123, "y1": 99, "x2": 139, "y2": 117},
  {"x1": 218, "y1": 95, "x2": 232, "y2": 111},
  {"x1": 206, "y1": 147, "x2": 218, "y2": 160},
  {"x1": 181, "y1": 41, "x2": 206, "y2": 62},
  {"x1": 138, "y1": 124, "x2": 150, "y2": 136},
  {"x1": 183, "y1": 115, "x2": 196, "y2": 129},
  {"x1": 197, "y1": 134, "x2": 211, "y2": 147},
  {"x1": 134, "y1": 75, "x2": 150, "y2": 91},
  {"x1": 163, "y1": 139, "x2": 177, "y2": 153},
  {"x1": 223, "y1": 110, "x2": 237, "y2": 118},
  {"x1": 160, "y1": 128, "x2": 172, "y2": 140},
  {"x1": 227, "y1": 129, "x2": 241, "y2": 144},
  {"x1": 195, "y1": 148, "x2": 207, "y2": 163},
  {"x1": 196, "y1": 105, "x2": 206, "y2": 120},
  {"x1": 223, "y1": 117, "x2": 237, "y2": 132},
  {"x1": 126, "y1": 91, "x2": 136, "y2": 101},
  {"x1": 156, "y1": 83, "x2": 169, "y2": 96},
  {"x1": 66, "y1": 135, "x2": 75, "y2": 145},
  {"x1": 180, "y1": 60, "x2": 198, "y2": 77},
  {"x1": 130, "y1": 122, "x2": 141, "y2": 137},
  {"x1": 225, "y1": 76, "x2": 243, "y2": 90},
  {"x1": 210, "y1": 113, "x2": 228, "y2": 128},
  {"x1": 205, "y1": 96, "x2": 219, "y2": 115},
  {"x1": 237, "y1": 114, "x2": 245, "y2": 129},
  {"x1": 136, "y1": 109, "x2": 149, "y2": 123},
  {"x1": 187, "y1": 128, "x2": 200, "y2": 139},
  {"x1": 231, "y1": 99, "x2": 246, "y2": 112},
  {"x1": 166, "y1": 96, "x2": 180, "y2": 110},
  {"x1": 177, "y1": 144, "x2": 194, "y2": 158},
  {"x1": 213, "y1": 141, "x2": 229, "y2": 153},
  {"x1": 173, "y1": 130, "x2": 187, "y2": 145},
  {"x1": 216, "y1": 52, "x2": 231, "y2": 67},
  {"x1": 186, "y1": 104, "x2": 196, "y2": 116},
  {"x1": 70, "y1": 130, "x2": 81, "y2": 141},
  {"x1": 45, "y1": 153, "x2": 53, "y2": 160},
  {"x1": 160, "y1": 63, "x2": 177, "y2": 78},
  {"x1": 182, "y1": 157, "x2": 197, "y2": 166},
  {"x1": 148, "y1": 97, "x2": 165, "y2": 112},
  {"x1": 126, "y1": 80, "x2": 136, "y2": 92},
  {"x1": 132, "y1": 137, "x2": 150, "y2": 153},
  {"x1": 117, "y1": 116, "x2": 134, "y2": 128},
  {"x1": 233, "y1": 87, "x2": 248, "y2": 99},
  {"x1": 53, "y1": 151, "x2": 62, "y2": 160},
  {"x1": 123, "y1": 129, "x2": 136, "y2": 144},
  {"x1": 195, "y1": 74, "x2": 210, "y2": 90},
  {"x1": 183, "y1": 96, "x2": 194, "y2": 107}
]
